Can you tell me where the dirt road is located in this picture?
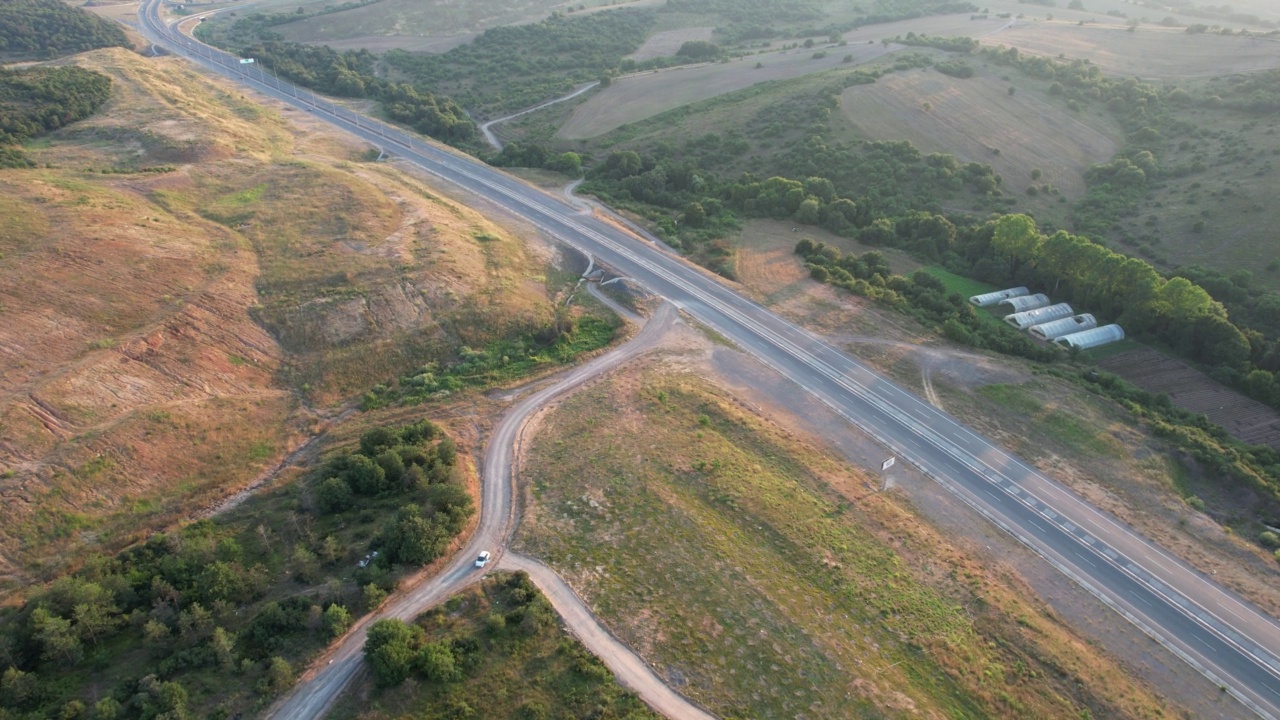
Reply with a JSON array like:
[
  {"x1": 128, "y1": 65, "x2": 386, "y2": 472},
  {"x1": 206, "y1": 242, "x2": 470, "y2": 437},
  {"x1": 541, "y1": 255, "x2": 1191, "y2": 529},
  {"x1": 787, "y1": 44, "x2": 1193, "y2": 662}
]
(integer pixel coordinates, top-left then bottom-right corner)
[{"x1": 267, "y1": 300, "x2": 707, "y2": 719}]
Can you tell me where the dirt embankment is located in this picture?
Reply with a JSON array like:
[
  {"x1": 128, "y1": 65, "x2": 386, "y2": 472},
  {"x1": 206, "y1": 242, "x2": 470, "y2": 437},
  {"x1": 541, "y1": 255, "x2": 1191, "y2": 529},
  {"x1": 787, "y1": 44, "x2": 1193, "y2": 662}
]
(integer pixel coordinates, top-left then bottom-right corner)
[{"x1": 0, "y1": 48, "x2": 560, "y2": 596}]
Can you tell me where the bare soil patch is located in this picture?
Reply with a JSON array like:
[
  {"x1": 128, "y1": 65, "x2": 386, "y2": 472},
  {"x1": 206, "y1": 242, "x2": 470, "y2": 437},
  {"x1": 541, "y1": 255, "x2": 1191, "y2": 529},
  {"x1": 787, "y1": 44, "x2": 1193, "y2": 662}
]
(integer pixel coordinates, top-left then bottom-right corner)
[
  {"x1": 840, "y1": 67, "x2": 1122, "y2": 197},
  {"x1": 986, "y1": 23, "x2": 1280, "y2": 78},
  {"x1": 1097, "y1": 348, "x2": 1280, "y2": 449}
]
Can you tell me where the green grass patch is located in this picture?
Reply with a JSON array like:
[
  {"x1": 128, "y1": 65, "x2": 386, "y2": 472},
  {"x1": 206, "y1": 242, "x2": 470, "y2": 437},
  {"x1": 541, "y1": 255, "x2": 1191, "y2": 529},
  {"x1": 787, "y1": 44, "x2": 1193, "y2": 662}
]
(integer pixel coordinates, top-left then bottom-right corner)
[
  {"x1": 362, "y1": 313, "x2": 620, "y2": 410},
  {"x1": 920, "y1": 265, "x2": 998, "y2": 299},
  {"x1": 978, "y1": 383, "x2": 1121, "y2": 457}
]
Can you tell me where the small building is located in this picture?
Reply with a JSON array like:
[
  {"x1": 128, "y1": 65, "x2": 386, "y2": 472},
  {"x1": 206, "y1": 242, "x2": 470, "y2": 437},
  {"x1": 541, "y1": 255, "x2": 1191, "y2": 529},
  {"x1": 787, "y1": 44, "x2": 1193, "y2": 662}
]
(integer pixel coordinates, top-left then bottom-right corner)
[
  {"x1": 1029, "y1": 314, "x2": 1097, "y2": 341},
  {"x1": 969, "y1": 286, "x2": 1029, "y2": 308},
  {"x1": 999, "y1": 293, "x2": 1050, "y2": 313},
  {"x1": 1005, "y1": 303, "x2": 1074, "y2": 330},
  {"x1": 1055, "y1": 324, "x2": 1126, "y2": 350}
]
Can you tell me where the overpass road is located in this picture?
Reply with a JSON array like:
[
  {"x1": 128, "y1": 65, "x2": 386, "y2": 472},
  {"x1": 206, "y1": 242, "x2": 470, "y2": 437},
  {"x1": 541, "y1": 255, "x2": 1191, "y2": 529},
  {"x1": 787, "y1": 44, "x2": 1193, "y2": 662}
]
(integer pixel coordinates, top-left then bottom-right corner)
[{"x1": 135, "y1": 3, "x2": 1280, "y2": 717}]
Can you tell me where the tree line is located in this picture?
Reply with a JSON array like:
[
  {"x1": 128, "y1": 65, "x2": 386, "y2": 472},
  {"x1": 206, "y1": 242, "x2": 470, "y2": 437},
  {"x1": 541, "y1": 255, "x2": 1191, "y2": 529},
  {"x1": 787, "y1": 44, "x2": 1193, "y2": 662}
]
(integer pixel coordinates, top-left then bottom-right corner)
[
  {"x1": 0, "y1": 420, "x2": 471, "y2": 719},
  {"x1": 0, "y1": 66, "x2": 112, "y2": 168},
  {"x1": 797, "y1": 240, "x2": 1058, "y2": 361},
  {"x1": 383, "y1": 8, "x2": 659, "y2": 117},
  {"x1": 0, "y1": 0, "x2": 128, "y2": 60},
  {"x1": 234, "y1": 40, "x2": 476, "y2": 146}
]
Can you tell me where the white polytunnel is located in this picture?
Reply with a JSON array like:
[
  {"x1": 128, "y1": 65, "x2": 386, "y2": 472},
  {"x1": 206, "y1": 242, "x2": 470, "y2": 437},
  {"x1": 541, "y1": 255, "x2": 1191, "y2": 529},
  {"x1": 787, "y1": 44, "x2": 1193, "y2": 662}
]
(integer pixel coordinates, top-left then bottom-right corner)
[
  {"x1": 999, "y1": 293, "x2": 1051, "y2": 313},
  {"x1": 1055, "y1": 324, "x2": 1126, "y2": 350},
  {"x1": 969, "y1": 286, "x2": 1029, "y2": 307},
  {"x1": 1005, "y1": 303, "x2": 1074, "y2": 330},
  {"x1": 1029, "y1": 314, "x2": 1097, "y2": 341}
]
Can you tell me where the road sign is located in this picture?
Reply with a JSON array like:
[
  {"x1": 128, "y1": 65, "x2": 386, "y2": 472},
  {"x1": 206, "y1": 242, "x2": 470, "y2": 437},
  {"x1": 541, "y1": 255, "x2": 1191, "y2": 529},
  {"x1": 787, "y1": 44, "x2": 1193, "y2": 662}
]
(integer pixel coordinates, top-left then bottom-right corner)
[
  {"x1": 881, "y1": 456, "x2": 896, "y2": 471},
  {"x1": 239, "y1": 58, "x2": 255, "y2": 64}
]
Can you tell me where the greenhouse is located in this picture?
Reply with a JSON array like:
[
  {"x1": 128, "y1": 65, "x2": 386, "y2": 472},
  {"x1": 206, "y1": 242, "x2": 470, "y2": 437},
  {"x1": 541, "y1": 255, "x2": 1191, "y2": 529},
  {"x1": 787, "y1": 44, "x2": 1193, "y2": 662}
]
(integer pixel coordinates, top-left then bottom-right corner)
[
  {"x1": 1029, "y1": 314, "x2": 1097, "y2": 341},
  {"x1": 1055, "y1": 324, "x2": 1126, "y2": 350},
  {"x1": 999, "y1": 293, "x2": 1050, "y2": 313},
  {"x1": 969, "y1": 287, "x2": 1029, "y2": 307},
  {"x1": 1005, "y1": 303, "x2": 1074, "y2": 330}
]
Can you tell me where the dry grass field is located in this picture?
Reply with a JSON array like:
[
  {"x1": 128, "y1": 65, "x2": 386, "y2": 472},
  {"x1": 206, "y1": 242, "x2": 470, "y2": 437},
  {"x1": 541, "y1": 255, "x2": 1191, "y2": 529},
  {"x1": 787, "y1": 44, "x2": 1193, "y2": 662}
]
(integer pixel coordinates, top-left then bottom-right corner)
[
  {"x1": 560, "y1": 43, "x2": 893, "y2": 139},
  {"x1": 986, "y1": 23, "x2": 1280, "y2": 78},
  {"x1": 0, "y1": 48, "x2": 560, "y2": 594},
  {"x1": 626, "y1": 26, "x2": 712, "y2": 61},
  {"x1": 517, "y1": 361, "x2": 1179, "y2": 719},
  {"x1": 558, "y1": 13, "x2": 1018, "y2": 140},
  {"x1": 837, "y1": 66, "x2": 1122, "y2": 198},
  {"x1": 275, "y1": 0, "x2": 620, "y2": 46},
  {"x1": 1098, "y1": 349, "x2": 1280, "y2": 449}
]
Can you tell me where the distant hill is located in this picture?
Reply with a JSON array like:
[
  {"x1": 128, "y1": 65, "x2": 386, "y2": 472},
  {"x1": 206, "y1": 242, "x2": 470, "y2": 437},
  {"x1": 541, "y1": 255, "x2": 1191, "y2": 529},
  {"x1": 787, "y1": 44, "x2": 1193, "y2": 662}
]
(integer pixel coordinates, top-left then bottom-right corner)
[{"x1": 0, "y1": 0, "x2": 129, "y2": 60}]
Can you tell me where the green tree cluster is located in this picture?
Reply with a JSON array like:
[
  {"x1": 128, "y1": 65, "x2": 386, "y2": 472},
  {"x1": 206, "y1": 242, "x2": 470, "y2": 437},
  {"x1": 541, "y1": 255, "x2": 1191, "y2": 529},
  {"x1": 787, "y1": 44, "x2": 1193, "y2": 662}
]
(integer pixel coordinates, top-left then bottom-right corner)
[
  {"x1": 796, "y1": 240, "x2": 1057, "y2": 361},
  {"x1": 230, "y1": 40, "x2": 476, "y2": 145},
  {"x1": 0, "y1": 0, "x2": 128, "y2": 60},
  {"x1": 363, "y1": 572, "x2": 553, "y2": 688},
  {"x1": 383, "y1": 9, "x2": 659, "y2": 116},
  {"x1": 0, "y1": 65, "x2": 112, "y2": 168}
]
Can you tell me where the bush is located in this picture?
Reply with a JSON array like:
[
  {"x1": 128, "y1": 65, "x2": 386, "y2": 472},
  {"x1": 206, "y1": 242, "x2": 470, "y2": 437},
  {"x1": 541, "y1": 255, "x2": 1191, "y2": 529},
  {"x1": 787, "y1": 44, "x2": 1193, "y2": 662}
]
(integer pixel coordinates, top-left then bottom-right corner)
[{"x1": 315, "y1": 477, "x2": 354, "y2": 514}]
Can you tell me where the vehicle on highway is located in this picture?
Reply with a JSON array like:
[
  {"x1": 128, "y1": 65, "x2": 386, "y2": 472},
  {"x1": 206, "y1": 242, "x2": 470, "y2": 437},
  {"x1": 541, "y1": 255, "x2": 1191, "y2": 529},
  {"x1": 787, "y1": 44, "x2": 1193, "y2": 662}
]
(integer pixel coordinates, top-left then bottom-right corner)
[{"x1": 475, "y1": 551, "x2": 491, "y2": 568}]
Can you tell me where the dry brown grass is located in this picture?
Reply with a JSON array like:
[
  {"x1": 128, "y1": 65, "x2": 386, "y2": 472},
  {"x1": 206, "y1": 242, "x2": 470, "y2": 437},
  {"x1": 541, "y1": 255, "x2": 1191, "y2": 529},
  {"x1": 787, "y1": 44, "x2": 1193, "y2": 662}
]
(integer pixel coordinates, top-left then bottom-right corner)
[
  {"x1": 0, "y1": 48, "x2": 559, "y2": 595},
  {"x1": 986, "y1": 23, "x2": 1280, "y2": 78},
  {"x1": 517, "y1": 360, "x2": 1179, "y2": 719},
  {"x1": 837, "y1": 66, "x2": 1122, "y2": 198},
  {"x1": 626, "y1": 26, "x2": 713, "y2": 61}
]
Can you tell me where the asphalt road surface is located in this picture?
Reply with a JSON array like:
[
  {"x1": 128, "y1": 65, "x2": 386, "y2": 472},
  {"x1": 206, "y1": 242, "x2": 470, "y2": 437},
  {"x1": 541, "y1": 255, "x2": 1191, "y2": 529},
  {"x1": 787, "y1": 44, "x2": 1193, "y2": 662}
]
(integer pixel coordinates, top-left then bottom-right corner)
[{"x1": 136, "y1": 4, "x2": 1280, "y2": 718}]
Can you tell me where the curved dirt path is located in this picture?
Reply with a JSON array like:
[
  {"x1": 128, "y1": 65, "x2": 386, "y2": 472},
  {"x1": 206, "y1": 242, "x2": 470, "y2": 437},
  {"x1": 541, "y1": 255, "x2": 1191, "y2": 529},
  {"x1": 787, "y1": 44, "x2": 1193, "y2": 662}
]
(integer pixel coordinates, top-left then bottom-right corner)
[
  {"x1": 480, "y1": 81, "x2": 600, "y2": 151},
  {"x1": 500, "y1": 553, "x2": 717, "y2": 720},
  {"x1": 267, "y1": 301, "x2": 708, "y2": 719}
]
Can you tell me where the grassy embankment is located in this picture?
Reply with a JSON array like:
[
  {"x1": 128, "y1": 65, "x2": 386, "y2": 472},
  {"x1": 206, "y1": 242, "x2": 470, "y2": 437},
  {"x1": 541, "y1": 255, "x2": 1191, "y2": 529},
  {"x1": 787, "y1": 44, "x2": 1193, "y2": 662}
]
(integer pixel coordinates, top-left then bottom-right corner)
[
  {"x1": 328, "y1": 574, "x2": 661, "y2": 720},
  {"x1": 517, "y1": 366, "x2": 1178, "y2": 719}
]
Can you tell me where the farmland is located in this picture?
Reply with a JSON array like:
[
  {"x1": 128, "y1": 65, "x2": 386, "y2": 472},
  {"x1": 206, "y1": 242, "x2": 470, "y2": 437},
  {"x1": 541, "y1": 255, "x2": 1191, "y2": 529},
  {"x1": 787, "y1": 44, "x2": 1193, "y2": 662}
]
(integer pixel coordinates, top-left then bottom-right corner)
[
  {"x1": 984, "y1": 23, "x2": 1280, "y2": 79},
  {"x1": 516, "y1": 362, "x2": 1178, "y2": 719},
  {"x1": 558, "y1": 13, "x2": 1017, "y2": 140},
  {"x1": 627, "y1": 26, "x2": 713, "y2": 61},
  {"x1": 836, "y1": 66, "x2": 1122, "y2": 199},
  {"x1": 1097, "y1": 349, "x2": 1280, "y2": 449},
  {"x1": 558, "y1": 41, "x2": 893, "y2": 140}
]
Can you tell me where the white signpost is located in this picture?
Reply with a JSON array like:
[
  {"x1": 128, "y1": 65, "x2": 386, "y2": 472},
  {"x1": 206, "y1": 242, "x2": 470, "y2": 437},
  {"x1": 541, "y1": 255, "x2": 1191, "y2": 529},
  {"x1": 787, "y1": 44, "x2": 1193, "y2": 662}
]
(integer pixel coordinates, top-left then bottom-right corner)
[
  {"x1": 881, "y1": 456, "x2": 896, "y2": 471},
  {"x1": 239, "y1": 58, "x2": 255, "y2": 64}
]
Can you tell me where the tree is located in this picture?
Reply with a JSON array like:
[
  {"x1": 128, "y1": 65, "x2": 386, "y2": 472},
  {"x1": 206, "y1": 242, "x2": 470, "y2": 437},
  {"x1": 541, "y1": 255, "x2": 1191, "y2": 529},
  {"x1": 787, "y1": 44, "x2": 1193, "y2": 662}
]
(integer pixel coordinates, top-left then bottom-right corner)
[
  {"x1": 32, "y1": 607, "x2": 82, "y2": 663},
  {"x1": 323, "y1": 604, "x2": 352, "y2": 638},
  {"x1": 365, "y1": 619, "x2": 421, "y2": 687},
  {"x1": 362, "y1": 583, "x2": 387, "y2": 611},
  {"x1": 263, "y1": 657, "x2": 294, "y2": 694},
  {"x1": 1, "y1": 666, "x2": 38, "y2": 708},
  {"x1": 991, "y1": 214, "x2": 1042, "y2": 275},
  {"x1": 794, "y1": 197, "x2": 821, "y2": 226},
  {"x1": 210, "y1": 627, "x2": 237, "y2": 669},
  {"x1": 359, "y1": 427, "x2": 397, "y2": 456},
  {"x1": 381, "y1": 505, "x2": 451, "y2": 565},
  {"x1": 316, "y1": 476, "x2": 354, "y2": 514},
  {"x1": 416, "y1": 641, "x2": 460, "y2": 682},
  {"x1": 682, "y1": 201, "x2": 707, "y2": 228},
  {"x1": 345, "y1": 454, "x2": 389, "y2": 495},
  {"x1": 375, "y1": 449, "x2": 406, "y2": 485},
  {"x1": 70, "y1": 586, "x2": 121, "y2": 645},
  {"x1": 177, "y1": 602, "x2": 214, "y2": 645}
]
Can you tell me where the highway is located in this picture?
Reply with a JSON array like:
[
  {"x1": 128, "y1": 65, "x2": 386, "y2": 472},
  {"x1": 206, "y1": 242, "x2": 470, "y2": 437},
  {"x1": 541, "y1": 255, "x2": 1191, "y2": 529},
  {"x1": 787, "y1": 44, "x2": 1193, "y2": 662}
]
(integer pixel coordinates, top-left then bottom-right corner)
[{"x1": 136, "y1": 3, "x2": 1280, "y2": 718}]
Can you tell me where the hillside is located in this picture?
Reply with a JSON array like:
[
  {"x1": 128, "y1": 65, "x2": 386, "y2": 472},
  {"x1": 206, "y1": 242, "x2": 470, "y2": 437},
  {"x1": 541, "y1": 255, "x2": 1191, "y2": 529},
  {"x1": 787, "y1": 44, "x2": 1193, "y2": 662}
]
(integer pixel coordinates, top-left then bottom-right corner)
[{"x1": 0, "y1": 47, "x2": 565, "y2": 595}]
